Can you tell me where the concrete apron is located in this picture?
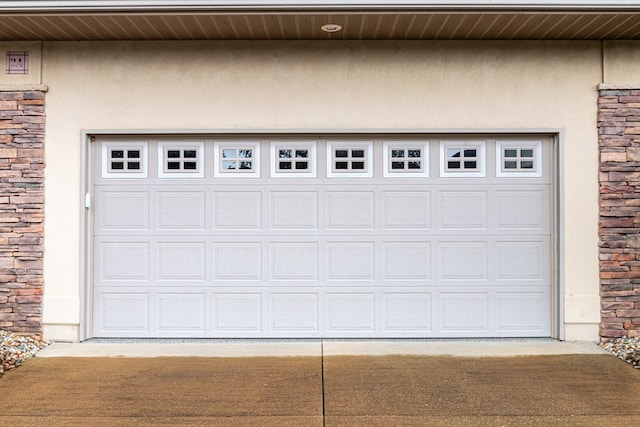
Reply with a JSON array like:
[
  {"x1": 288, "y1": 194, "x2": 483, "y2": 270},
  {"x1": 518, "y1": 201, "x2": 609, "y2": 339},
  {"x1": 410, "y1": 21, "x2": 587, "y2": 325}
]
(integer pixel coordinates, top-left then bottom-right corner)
[{"x1": 37, "y1": 339, "x2": 607, "y2": 357}]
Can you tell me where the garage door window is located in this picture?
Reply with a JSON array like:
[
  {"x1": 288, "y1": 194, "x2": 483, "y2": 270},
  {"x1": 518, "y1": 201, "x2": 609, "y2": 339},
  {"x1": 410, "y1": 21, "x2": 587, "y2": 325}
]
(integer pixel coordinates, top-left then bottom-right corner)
[
  {"x1": 101, "y1": 142, "x2": 148, "y2": 178},
  {"x1": 496, "y1": 140, "x2": 542, "y2": 177},
  {"x1": 214, "y1": 141, "x2": 260, "y2": 178},
  {"x1": 327, "y1": 141, "x2": 373, "y2": 177},
  {"x1": 158, "y1": 142, "x2": 204, "y2": 178},
  {"x1": 270, "y1": 141, "x2": 317, "y2": 178},
  {"x1": 383, "y1": 141, "x2": 429, "y2": 177},
  {"x1": 439, "y1": 141, "x2": 486, "y2": 177}
]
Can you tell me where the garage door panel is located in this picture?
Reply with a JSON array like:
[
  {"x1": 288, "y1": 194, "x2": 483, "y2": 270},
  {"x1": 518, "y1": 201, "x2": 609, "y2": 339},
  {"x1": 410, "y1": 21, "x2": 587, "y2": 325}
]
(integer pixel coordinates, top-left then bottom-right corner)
[
  {"x1": 439, "y1": 242, "x2": 488, "y2": 280},
  {"x1": 270, "y1": 191, "x2": 319, "y2": 230},
  {"x1": 495, "y1": 240, "x2": 548, "y2": 282},
  {"x1": 270, "y1": 242, "x2": 318, "y2": 281},
  {"x1": 327, "y1": 191, "x2": 375, "y2": 229},
  {"x1": 157, "y1": 191, "x2": 206, "y2": 230},
  {"x1": 98, "y1": 191, "x2": 150, "y2": 231},
  {"x1": 158, "y1": 293, "x2": 206, "y2": 332},
  {"x1": 383, "y1": 242, "x2": 431, "y2": 281},
  {"x1": 213, "y1": 191, "x2": 262, "y2": 230},
  {"x1": 97, "y1": 241, "x2": 150, "y2": 282},
  {"x1": 327, "y1": 242, "x2": 375, "y2": 281},
  {"x1": 383, "y1": 293, "x2": 432, "y2": 331},
  {"x1": 158, "y1": 242, "x2": 206, "y2": 281},
  {"x1": 495, "y1": 189, "x2": 550, "y2": 231},
  {"x1": 213, "y1": 293, "x2": 262, "y2": 332},
  {"x1": 440, "y1": 293, "x2": 489, "y2": 332},
  {"x1": 496, "y1": 291, "x2": 550, "y2": 333},
  {"x1": 382, "y1": 191, "x2": 431, "y2": 230},
  {"x1": 439, "y1": 191, "x2": 488, "y2": 230},
  {"x1": 327, "y1": 293, "x2": 376, "y2": 332},
  {"x1": 97, "y1": 293, "x2": 150, "y2": 333},
  {"x1": 269, "y1": 293, "x2": 319, "y2": 332},
  {"x1": 214, "y1": 242, "x2": 262, "y2": 281}
]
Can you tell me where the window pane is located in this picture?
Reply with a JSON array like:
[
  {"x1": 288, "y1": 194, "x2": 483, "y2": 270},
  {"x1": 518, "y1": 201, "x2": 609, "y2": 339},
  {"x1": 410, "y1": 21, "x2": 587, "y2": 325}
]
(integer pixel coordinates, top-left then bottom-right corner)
[
  {"x1": 463, "y1": 149, "x2": 477, "y2": 158},
  {"x1": 222, "y1": 149, "x2": 236, "y2": 159},
  {"x1": 392, "y1": 149, "x2": 405, "y2": 158},
  {"x1": 448, "y1": 161, "x2": 460, "y2": 169},
  {"x1": 295, "y1": 150, "x2": 308, "y2": 158},
  {"x1": 352, "y1": 161, "x2": 365, "y2": 170},
  {"x1": 521, "y1": 149, "x2": 534, "y2": 158},
  {"x1": 408, "y1": 161, "x2": 421, "y2": 169},
  {"x1": 184, "y1": 162, "x2": 197, "y2": 170},
  {"x1": 295, "y1": 161, "x2": 308, "y2": 170},
  {"x1": 127, "y1": 150, "x2": 140, "y2": 159},
  {"x1": 391, "y1": 161, "x2": 405, "y2": 170},
  {"x1": 223, "y1": 160, "x2": 236, "y2": 170},
  {"x1": 183, "y1": 150, "x2": 197, "y2": 158},
  {"x1": 167, "y1": 162, "x2": 180, "y2": 170},
  {"x1": 335, "y1": 161, "x2": 348, "y2": 170},
  {"x1": 279, "y1": 161, "x2": 292, "y2": 170},
  {"x1": 505, "y1": 161, "x2": 517, "y2": 169},
  {"x1": 447, "y1": 148, "x2": 461, "y2": 158},
  {"x1": 167, "y1": 150, "x2": 180, "y2": 158},
  {"x1": 464, "y1": 161, "x2": 477, "y2": 169},
  {"x1": 279, "y1": 149, "x2": 292, "y2": 158},
  {"x1": 239, "y1": 161, "x2": 253, "y2": 170},
  {"x1": 408, "y1": 149, "x2": 421, "y2": 158},
  {"x1": 111, "y1": 161, "x2": 124, "y2": 170},
  {"x1": 238, "y1": 149, "x2": 252, "y2": 159},
  {"x1": 128, "y1": 161, "x2": 140, "y2": 170},
  {"x1": 521, "y1": 160, "x2": 534, "y2": 169},
  {"x1": 504, "y1": 149, "x2": 517, "y2": 158},
  {"x1": 352, "y1": 150, "x2": 365, "y2": 158},
  {"x1": 335, "y1": 150, "x2": 348, "y2": 158},
  {"x1": 111, "y1": 150, "x2": 124, "y2": 159}
]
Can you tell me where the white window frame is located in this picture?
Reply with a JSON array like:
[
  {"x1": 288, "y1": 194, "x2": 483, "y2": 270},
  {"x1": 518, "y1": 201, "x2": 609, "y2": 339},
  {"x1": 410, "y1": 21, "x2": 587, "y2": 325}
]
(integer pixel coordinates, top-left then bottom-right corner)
[
  {"x1": 213, "y1": 141, "x2": 261, "y2": 178},
  {"x1": 157, "y1": 141, "x2": 205, "y2": 179},
  {"x1": 326, "y1": 141, "x2": 373, "y2": 178},
  {"x1": 383, "y1": 141, "x2": 429, "y2": 178},
  {"x1": 270, "y1": 141, "x2": 317, "y2": 178},
  {"x1": 101, "y1": 141, "x2": 148, "y2": 179},
  {"x1": 496, "y1": 140, "x2": 543, "y2": 178},
  {"x1": 439, "y1": 140, "x2": 486, "y2": 178}
]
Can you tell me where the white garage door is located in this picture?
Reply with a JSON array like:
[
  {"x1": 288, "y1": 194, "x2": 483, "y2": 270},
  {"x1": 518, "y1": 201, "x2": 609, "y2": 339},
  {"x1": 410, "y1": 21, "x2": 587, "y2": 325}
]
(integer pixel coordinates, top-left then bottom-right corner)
[{"x1": 91, "y1": 136, "x2": 553, "y2": 338}]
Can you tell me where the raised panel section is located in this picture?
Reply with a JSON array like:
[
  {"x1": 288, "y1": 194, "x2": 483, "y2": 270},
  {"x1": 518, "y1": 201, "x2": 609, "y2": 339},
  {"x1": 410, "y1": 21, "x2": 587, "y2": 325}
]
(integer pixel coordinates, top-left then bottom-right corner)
[
  {"x1": 441, "y1": 293, "x2": 488, "y2": 331},
  {"x1": 383, "y1": 243, "x2": 430, "y2": 280},
  {"x1": 214, "y1": 243, "x2": 261, "y2": 281},
  {"x1": 158, "y1": 294, "x2": 206, "y2": 331},
  {"x1": 214, "y1": 294, "x2": 262, "y2": 331},
  {"x1": 270, "y1": 243, "x2": 318, "y2": 280},
  {"x1": 327, "y1": 243, "x2": 374, "y2": 281},
  {"x1": 327, "y1": 294, "x2": 375, "y2": 331},
  {"x1": 158, "y1": 242, "x2": 206, "y2": 281},
  {"x1": 497, "y1": 293, "x2": 547, "y2": 331},
  {"x1": 270, "y1": 294, "x2": 319, "y2": 332},
  {"x1": 439, "y1": 242, "x2": 488, "y2": 280},
  {"x1": 100, "y1": 293, "x2": 149, "y2": 331},
  {"x1": 383, "y1": 192, "x2": 430, "y2": 230},
  {"x1": 270, "y1": 192, "x2": 318, "y2": 230},
  {"x1": 439, "y1": 191, "x2": 487, "y2": 230},
  {"x1": 327, "y1": 192, "x2": 374, "y2": 229},
  {"x1": 496, "y1": 191, "x2": 547, "y2": 230},
  {"x1": 101, "y1": 243, "x2": 149, "y2": 281},
  {"x1": 384, "y1": 294, "x2": 431, "y2": 331},
  {"x1": 100, "y1": 192, "x2": 149, "y2": 230},
  {"x1": 496, "y1": 241, "x2": 545, "y2": 281},
  {"x1": 157, "y1": 192, "x2": 206, "y2": 230},
  {"x1": 214, "y1": 192, "x2": 261, "y2": 229}
]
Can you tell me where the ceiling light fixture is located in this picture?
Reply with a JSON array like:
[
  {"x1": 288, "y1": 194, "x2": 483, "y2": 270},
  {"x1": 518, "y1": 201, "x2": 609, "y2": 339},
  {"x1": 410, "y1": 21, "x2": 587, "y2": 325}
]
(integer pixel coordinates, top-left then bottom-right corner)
[{"x1": 321, "y1": 24, "x2": 343, "y2": 33}]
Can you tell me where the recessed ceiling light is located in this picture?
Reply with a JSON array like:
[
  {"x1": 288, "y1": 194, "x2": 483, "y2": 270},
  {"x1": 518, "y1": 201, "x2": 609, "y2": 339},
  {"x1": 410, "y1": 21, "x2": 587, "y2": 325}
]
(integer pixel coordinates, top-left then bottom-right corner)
[{"x1": 321, "y1": 24, "x2": 343, "y2": 33}]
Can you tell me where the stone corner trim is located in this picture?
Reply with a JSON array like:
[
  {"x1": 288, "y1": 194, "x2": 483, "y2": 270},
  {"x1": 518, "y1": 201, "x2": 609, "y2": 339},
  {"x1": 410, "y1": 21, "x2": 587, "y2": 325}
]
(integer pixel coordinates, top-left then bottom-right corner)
[
  {"x1": 0, "y1": 84, "x2": 48, "y2": 93},
  {"x1": 0, "y1": 89, "x2": 45, "y2": 339},
  {"x1": 598, "y1": 83, "x2": 640, "y2": 91},
  {"x1": 599, "y1": 86, "x2": 640, "y2": 342}
]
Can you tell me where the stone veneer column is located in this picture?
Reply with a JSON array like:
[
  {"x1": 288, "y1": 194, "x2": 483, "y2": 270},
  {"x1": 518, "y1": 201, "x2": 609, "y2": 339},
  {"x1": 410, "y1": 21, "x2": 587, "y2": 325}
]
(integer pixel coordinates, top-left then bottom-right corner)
[
  {"x1": 599, "y1": 83, "x2": 640, "y2": 341},
  {"x1": 0, "y1": 86, "x2": 46, "y2": 338}
]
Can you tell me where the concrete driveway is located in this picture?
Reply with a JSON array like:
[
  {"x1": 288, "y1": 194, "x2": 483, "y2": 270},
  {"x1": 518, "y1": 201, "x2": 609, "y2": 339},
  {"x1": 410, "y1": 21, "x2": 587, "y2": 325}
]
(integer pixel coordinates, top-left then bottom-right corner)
[{"x1": 2, "y1": 341, "x2": 640, "y2": 426}]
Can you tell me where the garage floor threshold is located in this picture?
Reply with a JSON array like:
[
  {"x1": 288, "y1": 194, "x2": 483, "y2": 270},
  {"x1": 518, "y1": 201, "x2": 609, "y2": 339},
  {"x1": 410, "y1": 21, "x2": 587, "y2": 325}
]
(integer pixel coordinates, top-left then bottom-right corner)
[{"x1": 37, "y1": 339, "x2": 607, "y2": 358}]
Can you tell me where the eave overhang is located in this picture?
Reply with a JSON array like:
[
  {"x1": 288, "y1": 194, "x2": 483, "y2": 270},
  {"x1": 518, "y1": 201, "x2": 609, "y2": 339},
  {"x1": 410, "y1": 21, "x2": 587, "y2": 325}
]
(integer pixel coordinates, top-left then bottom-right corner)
[{"x1": 0, "y1": 1, "x2": 639, "y2": 40}]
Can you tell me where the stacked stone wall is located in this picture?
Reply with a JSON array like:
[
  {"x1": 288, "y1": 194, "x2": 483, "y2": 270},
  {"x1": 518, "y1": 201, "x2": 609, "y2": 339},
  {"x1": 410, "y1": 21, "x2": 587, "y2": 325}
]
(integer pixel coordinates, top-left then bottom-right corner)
[
  {"x1": 0, "y1": 87, "x2": 46, "y2": 338},
  {"x1": 599, "y1": 84, "x2": 640, "y2": 341}
]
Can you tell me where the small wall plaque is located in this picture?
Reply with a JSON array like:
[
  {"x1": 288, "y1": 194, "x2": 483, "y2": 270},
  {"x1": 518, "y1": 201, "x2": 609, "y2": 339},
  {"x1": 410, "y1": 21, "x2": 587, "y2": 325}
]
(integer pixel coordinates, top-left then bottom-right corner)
[{"x1": 6, "y1": 51, "x2": 29, "y2": 74}]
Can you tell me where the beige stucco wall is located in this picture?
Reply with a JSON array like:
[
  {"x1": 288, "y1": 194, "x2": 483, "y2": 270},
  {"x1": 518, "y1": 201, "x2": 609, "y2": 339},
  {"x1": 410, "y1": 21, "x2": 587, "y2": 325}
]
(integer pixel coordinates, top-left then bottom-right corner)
[
  {"x1": 37, "y1": 40, "x2": 604, "y2": 341},
  {"x1": 603, "y1": 41, "x2": 640, "y2": 84}
]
